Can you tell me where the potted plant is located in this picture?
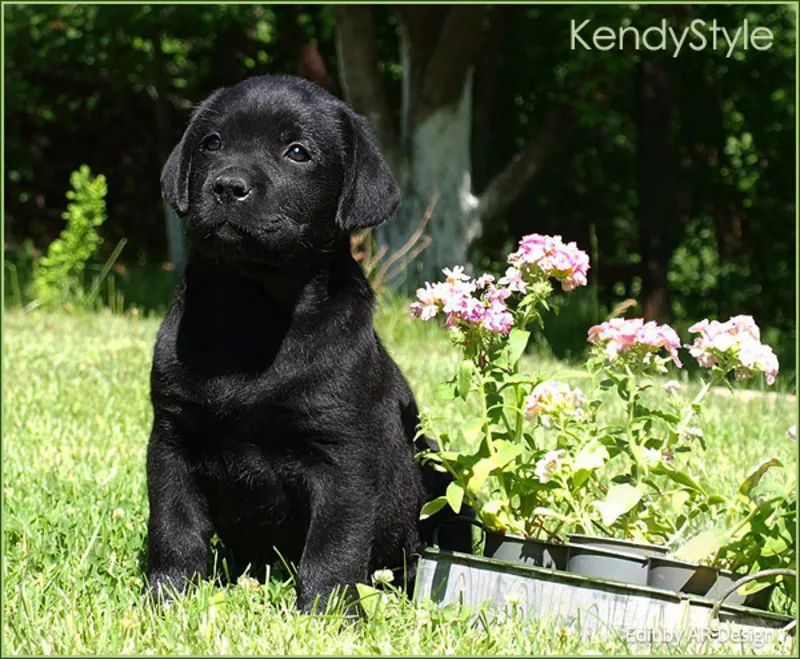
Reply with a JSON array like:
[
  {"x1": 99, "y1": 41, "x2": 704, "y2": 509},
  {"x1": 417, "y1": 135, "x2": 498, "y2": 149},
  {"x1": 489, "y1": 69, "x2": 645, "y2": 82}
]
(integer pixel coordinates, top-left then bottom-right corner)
[
  {"x1": 673, "y1": 458, "x2": 795, "y2": 610},
  {"x1": 411, "y1": 234, "x2": 787, "y2": 596}
]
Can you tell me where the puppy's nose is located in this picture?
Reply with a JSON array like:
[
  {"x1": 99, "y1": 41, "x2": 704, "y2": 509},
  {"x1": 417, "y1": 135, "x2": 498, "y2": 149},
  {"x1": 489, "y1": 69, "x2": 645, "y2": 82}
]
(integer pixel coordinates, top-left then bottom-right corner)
[{"x1": 212, "y1": 175, "x2": 251, "y2": 203}]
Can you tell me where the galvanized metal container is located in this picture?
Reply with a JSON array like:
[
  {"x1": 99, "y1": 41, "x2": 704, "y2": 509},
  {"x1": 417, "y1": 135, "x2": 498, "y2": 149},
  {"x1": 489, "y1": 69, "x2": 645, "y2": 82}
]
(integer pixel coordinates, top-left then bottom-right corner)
[{"x1": 414, "y1": 547, "x2": 794, "y2": 647}]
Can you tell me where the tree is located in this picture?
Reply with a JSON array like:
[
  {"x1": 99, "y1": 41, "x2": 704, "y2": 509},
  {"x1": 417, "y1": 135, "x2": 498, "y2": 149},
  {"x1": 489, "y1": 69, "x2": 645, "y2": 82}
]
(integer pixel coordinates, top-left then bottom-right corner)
[{"x1": 335, "y1": 6, "x2": 574, "y2": 285}]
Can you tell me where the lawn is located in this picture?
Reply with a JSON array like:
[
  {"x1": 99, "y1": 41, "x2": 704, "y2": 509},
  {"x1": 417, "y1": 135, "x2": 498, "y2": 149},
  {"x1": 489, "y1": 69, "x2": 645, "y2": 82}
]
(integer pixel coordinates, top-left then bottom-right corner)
[{"x1": 2, "y1": 300, "x2": 797, "y2": 655}]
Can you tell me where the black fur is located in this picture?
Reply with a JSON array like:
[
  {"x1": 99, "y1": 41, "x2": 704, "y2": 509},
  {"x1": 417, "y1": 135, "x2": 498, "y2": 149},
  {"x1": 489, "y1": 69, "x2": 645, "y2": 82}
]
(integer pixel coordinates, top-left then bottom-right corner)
[{"x1": 146, "y1": 75, "x2": 469, "y2": 613}]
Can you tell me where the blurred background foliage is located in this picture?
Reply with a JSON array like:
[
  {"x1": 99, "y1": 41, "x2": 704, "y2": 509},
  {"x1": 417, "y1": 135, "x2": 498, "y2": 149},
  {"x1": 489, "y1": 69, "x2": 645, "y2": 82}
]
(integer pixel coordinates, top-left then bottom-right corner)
[{"x1": 3, "y1": 3, "x2": 796, "y2": 380}]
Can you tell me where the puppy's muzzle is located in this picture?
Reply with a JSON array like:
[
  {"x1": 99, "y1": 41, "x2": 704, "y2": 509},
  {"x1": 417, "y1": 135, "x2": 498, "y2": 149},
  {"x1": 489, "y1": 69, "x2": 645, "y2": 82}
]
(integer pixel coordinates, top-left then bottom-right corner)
[{"x1": 212, "y1": 173, "x2": 252, "y2": 204}]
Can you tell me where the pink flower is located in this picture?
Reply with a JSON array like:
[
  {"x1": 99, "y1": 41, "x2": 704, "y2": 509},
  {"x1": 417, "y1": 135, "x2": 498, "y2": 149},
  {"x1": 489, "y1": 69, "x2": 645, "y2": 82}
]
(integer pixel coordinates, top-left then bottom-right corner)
[
  {"x1": 506, "y1": 234, "x2": 590, "y2": 292},
  {"x1": 498, "y1": 267, "x2": 527, "y2": 293},
  {"x1": 443, "y1": 265, "x2": 471, "y2": 283},
  {"x1": 535, "y1": 449, "x2": 568, "y2": 484},
  {"x1": 587, "y1": 318, "x2": 682, "y2": 368},
  {"x1": 525, "y1": 381, "x2": 586, "y2": 423},
  {"x1": 410, "y1": 268, "x2": 514, "y2": 335},
  {"x1": 687, "y1": 315, "x2": 779, "y2": 385}
]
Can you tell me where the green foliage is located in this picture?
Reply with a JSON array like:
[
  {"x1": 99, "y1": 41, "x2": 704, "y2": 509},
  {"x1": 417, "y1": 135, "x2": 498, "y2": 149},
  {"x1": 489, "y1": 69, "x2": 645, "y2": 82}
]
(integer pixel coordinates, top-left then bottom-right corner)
[{"x1": 32, "y1": 165, "x2": 108, "y2": 308}]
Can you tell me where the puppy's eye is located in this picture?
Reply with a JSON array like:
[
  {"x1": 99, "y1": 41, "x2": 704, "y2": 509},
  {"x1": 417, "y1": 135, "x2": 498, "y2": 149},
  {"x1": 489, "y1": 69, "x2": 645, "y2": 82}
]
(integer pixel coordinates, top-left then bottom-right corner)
[
  {"x1": 285, "y1": 144, "x2": 311, "y2": 163},
  {"x1": 203, "y1": 134, "x2": 222, "y2": 151}
]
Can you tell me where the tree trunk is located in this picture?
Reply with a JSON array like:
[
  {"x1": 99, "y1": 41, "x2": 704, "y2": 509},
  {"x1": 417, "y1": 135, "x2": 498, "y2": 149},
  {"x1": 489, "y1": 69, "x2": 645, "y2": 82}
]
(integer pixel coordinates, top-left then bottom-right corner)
[
  {"x1": 335, "y1": 6, "x2": 573, "y2": 290},
  {"x1": 380, "y1": 71, "x2": 478, "y2": 288},
  {"x1": 636, "y1": 57, "x2": 672, "y2": 323}
]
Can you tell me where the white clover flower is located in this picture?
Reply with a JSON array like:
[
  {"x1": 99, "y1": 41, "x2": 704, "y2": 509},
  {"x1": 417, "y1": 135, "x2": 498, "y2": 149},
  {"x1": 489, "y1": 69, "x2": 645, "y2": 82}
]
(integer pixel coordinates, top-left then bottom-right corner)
[
  {"x1": 372, "y1": 569, "x2": 394, "y2": 586},
  {"x1": 662, "y1": 380, "x2": 682, "y2": 394},
  {"x1": 237, "y1": 575, "x2": 260, "y2": 591},
  {"x1": 788, "y1": 425, "x2": 796, "y2": 441}
]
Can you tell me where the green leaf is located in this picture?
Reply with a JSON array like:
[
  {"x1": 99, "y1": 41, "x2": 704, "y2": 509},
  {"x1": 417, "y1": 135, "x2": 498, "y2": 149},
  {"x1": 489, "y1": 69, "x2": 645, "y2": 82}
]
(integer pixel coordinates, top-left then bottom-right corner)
[
  {"x1": 593, "y1": 484, "x2": 643, "y2": 527},
  {"x1": 674, "y1": 528, "x2": 729, "y2": 562},
  {"x1": 492, "y1": 440, "x2": 523, "y2": 469},
  {"x1": 507, "y1": 329, "x2": 531, "y2": 365},
  {"x1": 739, "y1": 458, "x2": 782, "y2": 497},
  {"x1": 761, "y1": 534, "x2": 788, "y2": 558},
  {"x1": 468, "y1": 458, "x2": 494, "y2": 494},
  {"x1": 419, "y1": 497, "x2": 447, "y2": 520},
  {"x1": 478, "y1": 500, "x2": 507, "y2": 532},
  {"x1": 738, "y1": 579, "x2": 774, "y2": 595},
  {"x1": 456, "y1": 360, "x2": 473, "y2": 401},
  {"x1": 436, "y1": 381, "x2": 456, "y2": 400},
  {"x1": 461, "y1": 418, "x2": 485, "y2": 445},
  {"x1": 572, "y1": 442, "x2": 609, "y2": 488},
  {"x1": 355, "y1": 583, "x2": 383, "y2": 619},
  {"x1": 671, "y1": 490, "x2": 691, "y2": 512},
  {"x1": 445, "y1": 482, "x2": 465, "y2": 514},
  {"x1": 651, "y1": 464, "x2": 707, "y2": 497}
]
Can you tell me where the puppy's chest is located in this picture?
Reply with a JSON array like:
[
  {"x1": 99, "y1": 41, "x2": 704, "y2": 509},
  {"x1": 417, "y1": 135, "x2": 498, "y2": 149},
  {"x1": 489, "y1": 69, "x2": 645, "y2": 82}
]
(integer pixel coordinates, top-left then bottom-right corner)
[
  {"x1": 158, "y1": 321, "x2": 327, "y2": 420},
  {"x1": 193, "y1": 441, "x2": 311, "y2": 526}
]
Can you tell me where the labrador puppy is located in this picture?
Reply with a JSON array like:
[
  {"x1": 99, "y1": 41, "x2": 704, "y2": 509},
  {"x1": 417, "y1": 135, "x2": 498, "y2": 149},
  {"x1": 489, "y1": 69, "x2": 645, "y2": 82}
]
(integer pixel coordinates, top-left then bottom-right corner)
[{"x1": 146, "y1": 75, "x2": 469, "y2": 613}]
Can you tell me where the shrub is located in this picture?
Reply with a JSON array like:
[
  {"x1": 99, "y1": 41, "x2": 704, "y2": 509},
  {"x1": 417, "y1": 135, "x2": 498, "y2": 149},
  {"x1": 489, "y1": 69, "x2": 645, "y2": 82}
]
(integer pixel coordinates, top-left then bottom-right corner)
[{"x1": 32, "y1": 165, "x2": 107, "y2": 308}]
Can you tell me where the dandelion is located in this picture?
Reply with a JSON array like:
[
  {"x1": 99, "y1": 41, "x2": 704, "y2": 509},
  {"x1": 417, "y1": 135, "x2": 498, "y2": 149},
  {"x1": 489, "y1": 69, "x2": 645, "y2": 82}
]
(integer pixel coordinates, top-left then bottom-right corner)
[
  {"x1": 504, "y1": 591, "x2": 524, "y2": 607},
  {"x1": 534, "y1": 449, "x2": 568, "y2": 484},
  {"x1": 371, "y1": 569, "x2": 394, "y2": 586},
  {"x1": 687, "y1": 315, "x2": 779, "y2": 385}
]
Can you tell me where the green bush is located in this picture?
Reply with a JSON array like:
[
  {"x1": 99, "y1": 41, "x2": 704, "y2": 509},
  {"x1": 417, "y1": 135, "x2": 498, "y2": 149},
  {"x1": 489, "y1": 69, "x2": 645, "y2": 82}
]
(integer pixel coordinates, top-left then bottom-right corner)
[{"x1": 32, "y1": 165, "x2": 107, "y2": 308}]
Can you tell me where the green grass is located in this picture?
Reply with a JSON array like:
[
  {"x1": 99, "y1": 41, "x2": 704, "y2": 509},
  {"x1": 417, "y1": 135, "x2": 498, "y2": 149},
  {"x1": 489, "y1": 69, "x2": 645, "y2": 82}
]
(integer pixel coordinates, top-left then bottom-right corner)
[{"x1": 3, "y1": 301, "x2": 797, "y2": 655}]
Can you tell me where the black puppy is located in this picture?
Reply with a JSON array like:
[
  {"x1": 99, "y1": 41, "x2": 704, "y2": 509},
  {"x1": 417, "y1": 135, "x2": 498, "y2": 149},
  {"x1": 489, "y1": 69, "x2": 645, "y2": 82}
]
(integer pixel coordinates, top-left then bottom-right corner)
[{"x1": 146, "y1": 75, "x2": 468, "y2": 612}]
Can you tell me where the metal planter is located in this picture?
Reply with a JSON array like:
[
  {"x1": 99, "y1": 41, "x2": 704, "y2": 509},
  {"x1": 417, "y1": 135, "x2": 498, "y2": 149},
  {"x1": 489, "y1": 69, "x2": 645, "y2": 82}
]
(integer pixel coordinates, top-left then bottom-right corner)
[
  {"x1": 566, "y1": 543, "x2": 650, "y2": 585},
  {"x1": 647, "y1": 556, "x2": 719, "y2": 596},
  {"x1": 414, "y1": 547, "x2": 795, "y2": 645},
  {"x1": 568, "y1": 533, "x2": 670, "y2": 558},
  {"x1": 483, "y1": 531, "x2": 569, "y2": 571}
]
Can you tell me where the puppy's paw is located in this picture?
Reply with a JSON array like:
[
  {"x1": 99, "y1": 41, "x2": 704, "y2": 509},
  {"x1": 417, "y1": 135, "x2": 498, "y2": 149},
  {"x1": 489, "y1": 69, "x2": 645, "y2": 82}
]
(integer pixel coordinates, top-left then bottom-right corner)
[{"x1": 143, "y1": 571, "x2": 189, "y2": 608}]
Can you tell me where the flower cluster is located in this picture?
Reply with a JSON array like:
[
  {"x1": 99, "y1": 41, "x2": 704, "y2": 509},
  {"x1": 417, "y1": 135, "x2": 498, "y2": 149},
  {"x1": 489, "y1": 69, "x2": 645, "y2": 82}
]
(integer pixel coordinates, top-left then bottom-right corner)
[
  {"x1": 587, "y1": 318, "x2": 682, "y2": 368},
  {"x1": 410, "y1": 234, "x2": 590, "y2": 337},
  {"x1": 524, "y1": 381, "x2": 586, "y2": 428},
  {"x1": 534, "y1": 449, "x2": 568, "y2": 484},
  {"x1": 504, "y1": 234, "x2": 590, "y2": 292},
  {"x1": 410, "y1": 266, "x2": 514, "y2": 334},
  {"x1": 687, "y1": 315, "x2": 779, "y2": 385}
]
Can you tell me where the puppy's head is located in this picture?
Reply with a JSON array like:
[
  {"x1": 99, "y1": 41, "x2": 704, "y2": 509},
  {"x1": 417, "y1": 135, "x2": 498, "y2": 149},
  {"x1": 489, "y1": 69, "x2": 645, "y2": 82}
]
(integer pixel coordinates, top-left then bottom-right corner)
[{"x1": 162, "y1": 75, "x2": 400, "y2": 265}]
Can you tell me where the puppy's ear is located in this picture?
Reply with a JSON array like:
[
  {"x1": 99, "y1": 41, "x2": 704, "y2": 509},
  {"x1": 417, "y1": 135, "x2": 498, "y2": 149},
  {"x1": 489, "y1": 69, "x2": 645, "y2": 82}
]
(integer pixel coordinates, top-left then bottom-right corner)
[
  {"x1": 161, "y1": 140, "x2": 190, "y2": 215},
  {"x1": 335, "y1": 109, "x2": 401, "y2": 232},
  {"x1": 161, "y1": 89, "x2": 225, "y2": 215}
]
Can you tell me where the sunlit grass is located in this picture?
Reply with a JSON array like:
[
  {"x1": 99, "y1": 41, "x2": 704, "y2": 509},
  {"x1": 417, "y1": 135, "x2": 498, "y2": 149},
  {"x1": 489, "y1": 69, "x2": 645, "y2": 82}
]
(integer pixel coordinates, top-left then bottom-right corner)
[{"x1": 3, "y1": 302, "x2": 796, "y2": 655}]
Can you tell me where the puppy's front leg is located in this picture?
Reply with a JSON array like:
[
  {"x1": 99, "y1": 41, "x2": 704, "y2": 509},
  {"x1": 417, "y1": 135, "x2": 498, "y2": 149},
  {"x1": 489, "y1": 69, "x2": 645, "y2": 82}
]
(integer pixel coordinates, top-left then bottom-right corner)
[
  {"x1": 145, "y1": 423, "x2": 214, "y2": 601},
  {"x1": 296, "y1": 478, "x2": 373, "y2": 614}
]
